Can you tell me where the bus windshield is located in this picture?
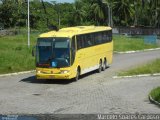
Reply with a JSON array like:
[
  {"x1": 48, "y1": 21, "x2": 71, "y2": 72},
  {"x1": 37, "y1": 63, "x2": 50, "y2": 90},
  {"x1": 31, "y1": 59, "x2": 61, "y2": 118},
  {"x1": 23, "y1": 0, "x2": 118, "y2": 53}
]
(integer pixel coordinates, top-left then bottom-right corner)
[{"x1": 36, "y1": 37, "x2": 70, "y2": 68}]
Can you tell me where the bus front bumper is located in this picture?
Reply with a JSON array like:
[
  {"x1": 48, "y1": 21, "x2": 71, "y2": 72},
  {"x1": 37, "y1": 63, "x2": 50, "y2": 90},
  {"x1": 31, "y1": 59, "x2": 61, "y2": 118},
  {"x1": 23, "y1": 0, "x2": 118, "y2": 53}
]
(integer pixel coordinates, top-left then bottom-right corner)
[
  {"x1": 36, "y1": 73, "x2": 71, "y2": 79},
  {"x1": 36, "y1": 73, "x2": 71, "y2": 80}
]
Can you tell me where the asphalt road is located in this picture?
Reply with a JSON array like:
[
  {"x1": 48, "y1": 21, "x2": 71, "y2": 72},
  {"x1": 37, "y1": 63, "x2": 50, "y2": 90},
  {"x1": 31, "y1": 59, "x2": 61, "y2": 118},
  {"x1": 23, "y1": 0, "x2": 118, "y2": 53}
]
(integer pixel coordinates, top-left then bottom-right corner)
[{"x1": 0, "y1": 50, "x2": 160, "y2": 115}]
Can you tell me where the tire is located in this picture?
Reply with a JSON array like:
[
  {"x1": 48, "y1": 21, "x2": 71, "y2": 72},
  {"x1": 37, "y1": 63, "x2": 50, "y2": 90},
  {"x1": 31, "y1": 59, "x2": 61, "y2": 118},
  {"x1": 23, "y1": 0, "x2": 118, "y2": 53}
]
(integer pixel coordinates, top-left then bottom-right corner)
[
  {"x1": 102, "y1": 60, "x2": 107, "y2": 71},
  {"x1": 75, "y1": 69, "x2": 80, "y2": 81},
  {"x1": 98, "y1": 61, "x2": 102, "y2": 73}
]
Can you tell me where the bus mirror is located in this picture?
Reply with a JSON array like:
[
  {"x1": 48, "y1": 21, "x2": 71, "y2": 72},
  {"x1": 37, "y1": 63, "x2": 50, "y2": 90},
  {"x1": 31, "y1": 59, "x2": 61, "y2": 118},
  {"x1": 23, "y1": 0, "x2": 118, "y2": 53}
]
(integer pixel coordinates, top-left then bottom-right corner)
[{"x1": 32, "y1": 46, "x2": 36, "y2": 57}]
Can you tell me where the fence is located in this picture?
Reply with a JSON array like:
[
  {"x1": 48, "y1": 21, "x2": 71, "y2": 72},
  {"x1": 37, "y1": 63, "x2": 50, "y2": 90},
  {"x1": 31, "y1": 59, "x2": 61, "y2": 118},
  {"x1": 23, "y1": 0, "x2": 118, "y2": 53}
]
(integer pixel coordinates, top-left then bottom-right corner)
[
  {"x1": 0, "y1": 29, "x2": 43, "y2": 36},
  {"x1": 112, "y1": 27, "x2": 160, "y2": 35},
  {"x1": 144, "y1": 35, "x2": 157, "y2": 44}
]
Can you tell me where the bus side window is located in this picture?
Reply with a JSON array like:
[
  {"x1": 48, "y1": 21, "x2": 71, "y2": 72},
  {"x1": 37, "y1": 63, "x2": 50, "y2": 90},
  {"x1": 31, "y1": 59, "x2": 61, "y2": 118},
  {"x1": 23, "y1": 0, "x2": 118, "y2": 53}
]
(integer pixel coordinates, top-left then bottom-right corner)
[
  {"x1": 94, "y1": 33, "x2": 99, "y2": 45},
  {"x1": 97, "y1": 32, "x2": 102, "y2": 44},
  {"x1": 86, "y1": 34, "x2": 93, "y2": 47},
  {"x1": 106, "y1": 31, "x2": 109, "y2": 42},
  {"x1": 102, "y1": 32, "x2": 106, "y2": 43},
  {"x1": 109, "y1": 30, "x2": 112, "y2": 41},
  {"x1": 71, "y1": 36, "x2": 76, "y2": 65},
  {"x1": 83, "y1": 35, "x2": 87, "y2": 48},
  {"x1": 72, "y1": 36, "x2": 76, "y2": 51},
  {"x1": 106, "y1": 31, "x2": 111, "y2": 42},
  {"x1": 81, "y1": 36, "x2": 85, "y2": 48},
  {"x1": 77, "y1": 36, "x2": 82, "y2": 49}
]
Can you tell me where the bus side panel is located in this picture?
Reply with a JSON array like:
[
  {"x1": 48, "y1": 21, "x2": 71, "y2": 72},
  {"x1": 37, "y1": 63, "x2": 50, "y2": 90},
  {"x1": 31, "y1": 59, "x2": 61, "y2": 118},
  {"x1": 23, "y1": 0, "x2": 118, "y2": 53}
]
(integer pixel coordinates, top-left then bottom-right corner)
[
  {"x1": 73, "y1": 41, "x2": 113, "y2": 76},
  {"x1": 105, "y1": 41, "x2": 113, "y2": 65},
  {"x1": 75, "y1": 49, "x2": 91, "y2": 74}
]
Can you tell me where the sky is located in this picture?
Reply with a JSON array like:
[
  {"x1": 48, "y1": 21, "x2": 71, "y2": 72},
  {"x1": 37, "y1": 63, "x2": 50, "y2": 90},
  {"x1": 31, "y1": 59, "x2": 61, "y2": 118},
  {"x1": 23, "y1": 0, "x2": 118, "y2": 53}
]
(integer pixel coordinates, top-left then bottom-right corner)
[{"x1": 44, "y1": 0, "x2": 74, "y2": 3}]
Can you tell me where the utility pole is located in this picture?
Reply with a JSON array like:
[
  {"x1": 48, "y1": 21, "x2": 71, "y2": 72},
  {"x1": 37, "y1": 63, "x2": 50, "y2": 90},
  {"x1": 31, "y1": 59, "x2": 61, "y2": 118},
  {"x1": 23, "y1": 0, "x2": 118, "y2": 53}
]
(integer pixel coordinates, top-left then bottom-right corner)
[
  {"x1": 108, "y1": 4, "x2": 111, "y2": 26},
  {"x1": 110, "y1": 5, "x2": 113, "y2": 27},
  {"x1": 28, "y1": 0, "x2": 30, "y2": 48},
  {"x1": 102, "y1": 0, "x2": 112, "y2": 27}
]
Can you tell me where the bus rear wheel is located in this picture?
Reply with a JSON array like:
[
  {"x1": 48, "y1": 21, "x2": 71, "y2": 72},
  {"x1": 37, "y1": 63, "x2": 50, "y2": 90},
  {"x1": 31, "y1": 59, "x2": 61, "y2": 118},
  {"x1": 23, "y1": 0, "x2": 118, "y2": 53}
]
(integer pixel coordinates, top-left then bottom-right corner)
[
  {"x1": 102, "y1": 60, "x2": 107, "y2": 71},
  {"x1": 98, "y1": 61, "x2": 102, "y2": 73}
]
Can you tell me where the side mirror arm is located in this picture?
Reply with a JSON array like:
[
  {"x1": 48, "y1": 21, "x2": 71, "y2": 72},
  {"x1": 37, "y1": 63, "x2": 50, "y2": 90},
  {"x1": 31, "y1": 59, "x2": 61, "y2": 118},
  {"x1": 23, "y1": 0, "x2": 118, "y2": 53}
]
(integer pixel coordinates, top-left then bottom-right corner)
[{"x1": 32, "y1": 46, "x2": 36, "y2": 57}]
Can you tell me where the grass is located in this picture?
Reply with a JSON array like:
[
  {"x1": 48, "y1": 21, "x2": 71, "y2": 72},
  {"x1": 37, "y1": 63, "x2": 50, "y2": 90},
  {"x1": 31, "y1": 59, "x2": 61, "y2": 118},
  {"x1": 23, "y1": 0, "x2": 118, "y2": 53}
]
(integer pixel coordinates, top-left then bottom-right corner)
[
  {"x1": 118, "y1": 59, "x2": 160, "y2": 76},
  {"x1": 113, "y1": 35, "x2": 160, "y2": 52},
  {"x1": 0, "y1": 33, "x2": 38, "y2": 74},
  {"x1": 0, "y1": 34, "x2": 160, "y2": 74},
  {"x1": 150, "y1": 87, "x2": 160, "y2": 103}
]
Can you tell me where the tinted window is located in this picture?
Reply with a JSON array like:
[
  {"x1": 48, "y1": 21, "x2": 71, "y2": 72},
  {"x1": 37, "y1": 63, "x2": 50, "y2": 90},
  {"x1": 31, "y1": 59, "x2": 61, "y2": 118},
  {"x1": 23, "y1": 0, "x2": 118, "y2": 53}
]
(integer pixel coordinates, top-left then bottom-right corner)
[
  {"x1": 71, "y1": 36, "x2": 76, "y2": 65},
  {"x1": 55, "y1": 40, "x2": 69, "y2": 48},
  {"x1": 77, "y1": 35, "x2": 82, "y2": 49},
  {"x1": 95, "y1": 32, "x2": 103, "y2": 45},
  {"x1": 36, "y1": 37, "x2": 70, "y2": 68},
  {"x1": 76, "y1": 30, "x2": 112, "y2": 50},
  {"x1": 86, "y1": 34, "x2": 94, "y2": 46}
]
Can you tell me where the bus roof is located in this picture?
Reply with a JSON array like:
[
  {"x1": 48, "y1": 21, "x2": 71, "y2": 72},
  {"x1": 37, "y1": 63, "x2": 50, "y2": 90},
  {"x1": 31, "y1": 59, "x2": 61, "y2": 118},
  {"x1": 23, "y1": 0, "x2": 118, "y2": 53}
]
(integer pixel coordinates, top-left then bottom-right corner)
[{"x1": 39, "y1": 26, "x2": 112, "y2": 38}]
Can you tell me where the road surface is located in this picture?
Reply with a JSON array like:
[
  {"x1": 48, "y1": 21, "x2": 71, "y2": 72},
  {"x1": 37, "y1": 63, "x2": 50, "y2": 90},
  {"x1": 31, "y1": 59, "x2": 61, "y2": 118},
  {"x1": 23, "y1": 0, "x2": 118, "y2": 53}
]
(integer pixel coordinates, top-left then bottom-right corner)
[{"x1": 0, "y1": 50, "x2": 160, "y2": 115}]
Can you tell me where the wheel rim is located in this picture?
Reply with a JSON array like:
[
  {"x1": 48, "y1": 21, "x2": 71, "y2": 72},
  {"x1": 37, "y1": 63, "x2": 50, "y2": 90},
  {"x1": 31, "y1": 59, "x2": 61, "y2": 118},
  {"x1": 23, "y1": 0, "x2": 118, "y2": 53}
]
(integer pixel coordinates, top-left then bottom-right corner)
[
  {"x1": 98, "y1": 62, "x2": 102, "y2": 73},
  {"x1": 103, "y1": 60, "x2": 106, "y2": 71},
  {"x1": 104, "y1": 60, "x2": 107, "y2": 69}
]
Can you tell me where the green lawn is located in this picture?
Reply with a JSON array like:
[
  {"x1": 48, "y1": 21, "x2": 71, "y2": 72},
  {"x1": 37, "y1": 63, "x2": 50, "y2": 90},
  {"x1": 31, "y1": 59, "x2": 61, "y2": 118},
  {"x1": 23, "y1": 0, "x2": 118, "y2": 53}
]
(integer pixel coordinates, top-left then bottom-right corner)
[
  {"x1": 118, "y1": 59, "x2": 160, "y2": 76},
  {"x1": 0, "y1": 34, "x2": 38, "y2": 74},
  {"x1": 113, "y1": 35, "x2": 159, "y2": 52},
  {"x1": 0, "y1": 34, "x2": 160, "y2": 74},
  {"x1": 150, "y1": 87, "x2": 160, "y2": 103}
]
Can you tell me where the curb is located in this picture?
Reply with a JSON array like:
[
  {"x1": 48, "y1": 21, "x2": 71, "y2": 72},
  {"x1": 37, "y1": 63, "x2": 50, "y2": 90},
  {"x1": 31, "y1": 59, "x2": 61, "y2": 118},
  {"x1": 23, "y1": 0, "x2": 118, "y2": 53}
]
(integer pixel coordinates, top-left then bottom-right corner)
[
  {"x1": 0, "y1": 70, "x2": 35, "y2": 77},
  {"x1": 149, "y1": 95, "x2": 160, "y2": 107},
  {"x1": 114, "y1": 47, "x2": 160, "y2": 54},
  {"x1": 113, "y1": 73, "x2": 160, "y2": 79}
]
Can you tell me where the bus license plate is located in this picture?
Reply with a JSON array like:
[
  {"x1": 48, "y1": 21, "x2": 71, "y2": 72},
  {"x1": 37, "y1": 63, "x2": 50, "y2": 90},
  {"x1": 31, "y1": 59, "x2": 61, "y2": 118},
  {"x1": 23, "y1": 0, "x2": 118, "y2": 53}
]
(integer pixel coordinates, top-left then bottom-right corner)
[{"x1": 49, "y1": 75, "x2": 54, "y2": 79}]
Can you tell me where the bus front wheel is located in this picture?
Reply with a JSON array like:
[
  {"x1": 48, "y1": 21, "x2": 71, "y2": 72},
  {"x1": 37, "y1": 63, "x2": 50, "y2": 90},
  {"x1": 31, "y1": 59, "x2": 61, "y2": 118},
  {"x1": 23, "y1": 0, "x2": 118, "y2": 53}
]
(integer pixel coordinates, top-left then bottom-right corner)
[{"x1": 75, "y1": 68, "x2": 80, "y2": 81}]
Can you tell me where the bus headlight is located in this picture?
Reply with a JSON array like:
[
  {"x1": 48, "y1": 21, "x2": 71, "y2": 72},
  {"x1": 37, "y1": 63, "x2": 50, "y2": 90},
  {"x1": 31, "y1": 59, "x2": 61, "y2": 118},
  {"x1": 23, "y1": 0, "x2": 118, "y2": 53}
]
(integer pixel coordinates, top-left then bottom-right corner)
[
  {"x1": 60, "y1": 70, "x2": 69, "y2": 74},
  {"x1": 37, "y1": 70, "x2": 41, "y2": 74}
]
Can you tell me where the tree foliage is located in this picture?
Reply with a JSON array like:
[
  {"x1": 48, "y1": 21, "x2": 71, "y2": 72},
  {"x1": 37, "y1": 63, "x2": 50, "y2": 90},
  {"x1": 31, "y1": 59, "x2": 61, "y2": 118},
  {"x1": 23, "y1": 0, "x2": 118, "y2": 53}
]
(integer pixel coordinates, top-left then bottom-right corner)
[{"x1": 0, "y1": 0, "x2": 159, "y2": 29}]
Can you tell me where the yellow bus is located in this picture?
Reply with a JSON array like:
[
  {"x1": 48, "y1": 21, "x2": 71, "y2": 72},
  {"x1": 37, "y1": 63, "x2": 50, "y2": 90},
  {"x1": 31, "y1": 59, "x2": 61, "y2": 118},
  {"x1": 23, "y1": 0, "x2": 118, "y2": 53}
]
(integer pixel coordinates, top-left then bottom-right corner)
[{"x1": 34, "y1": 26, "x2": 113, "y2": 81}]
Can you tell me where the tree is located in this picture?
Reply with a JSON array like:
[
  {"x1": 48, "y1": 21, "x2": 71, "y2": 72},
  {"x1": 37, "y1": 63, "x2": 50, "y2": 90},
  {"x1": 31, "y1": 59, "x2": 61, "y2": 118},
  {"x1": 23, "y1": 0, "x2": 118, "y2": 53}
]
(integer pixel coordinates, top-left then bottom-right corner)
[
  {"x1": 41, "y1": 0, "x2": 48, "y2": 27},
  {"x1": 91, "y1": 0, "x2": 107, "y2": 25},
  {"x1": 112, "y1": 0, "x2": 134, "y2": 26},
  {"x1": 0, "y1": 0, "x2": 159, "y2": 29},
  {"x1": 0, "y1": 0, "x2": 18, "y2": 28},
  {"x1": 150, "y1": 0, "x2": 160, "y2": 27},
  {"x1": 72, "y1": 0, "x2": 86, "y2": 25}
]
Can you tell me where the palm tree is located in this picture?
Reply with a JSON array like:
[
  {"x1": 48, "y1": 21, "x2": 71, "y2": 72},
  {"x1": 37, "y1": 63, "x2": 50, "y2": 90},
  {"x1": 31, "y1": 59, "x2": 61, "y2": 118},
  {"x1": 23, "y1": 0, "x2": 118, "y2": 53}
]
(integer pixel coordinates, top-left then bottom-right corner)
[
  {"x1": 72, "y1": 0, "x2": 86, "y2": 25},
  {"x1": 140, "y1": 0, "x2": 160, "y2": 27},
  {"x1": 113, "y1": 0, "x2": 134, "y2": 26},
  {"x1": 152, "y1": 0, "x2": 159, "y2": 27},
  {"x1": 91, "y1": 0, "x2": 107, "y2": 25},
  {"x1": 133, "y1": 0, "x2": 143, "y2": 25}
]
